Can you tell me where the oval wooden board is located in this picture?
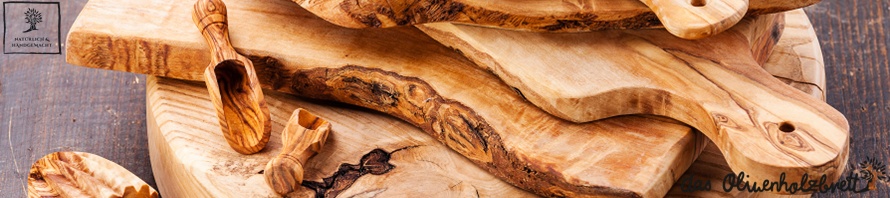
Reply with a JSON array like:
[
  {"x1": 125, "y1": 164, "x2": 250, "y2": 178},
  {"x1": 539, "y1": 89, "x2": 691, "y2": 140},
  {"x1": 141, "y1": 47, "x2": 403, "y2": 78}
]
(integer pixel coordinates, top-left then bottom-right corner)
[{"x1": 146, "y1": 11, "x2": 825, "y2": 197}]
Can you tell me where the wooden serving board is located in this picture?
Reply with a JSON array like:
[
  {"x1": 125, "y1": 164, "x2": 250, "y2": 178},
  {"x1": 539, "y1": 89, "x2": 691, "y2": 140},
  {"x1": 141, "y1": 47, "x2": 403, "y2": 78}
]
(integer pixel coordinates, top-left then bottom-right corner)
[
  {"x1": 291, "y1": 0, "x2": 818, "y2": 34},
  {"x1": 144, "y1": 15, "x2": 824, "y2": 197},
  {"x1": 668, "y1": 10, "x2": 826, "y2": 197},
  {"x1": 69, "y1": 0, "x2": 703, "y2": 196},
  {"x1": 65, "y1": 0, "x2": 825, "y2": 197},
  {"x1": 419, "y1": 10, "x2": 848, "y2": 183},
  {"x1": 147, "y1": 76, "x2": 536, "y2": 197}
]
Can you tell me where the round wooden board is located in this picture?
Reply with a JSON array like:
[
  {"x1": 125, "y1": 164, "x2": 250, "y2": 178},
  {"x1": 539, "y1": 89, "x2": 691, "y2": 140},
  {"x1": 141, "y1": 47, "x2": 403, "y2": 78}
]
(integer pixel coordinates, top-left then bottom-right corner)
[{"x1": 147, "y1": 9, "x2": 824, "y2": 198}]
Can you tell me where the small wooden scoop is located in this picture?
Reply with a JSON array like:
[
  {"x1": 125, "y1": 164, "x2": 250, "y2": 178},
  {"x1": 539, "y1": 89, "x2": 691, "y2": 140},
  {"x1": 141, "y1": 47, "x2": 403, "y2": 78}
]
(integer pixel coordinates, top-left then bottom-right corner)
[
  {"x1": 264, "y1": 108, "x2": 332, "y2": 195},
  {"x1": 640, "y1": 0, "x2": 748, "y2": 39},
  {"x1": 193, "y1": 0, "x2": 271, "y2": 155}
]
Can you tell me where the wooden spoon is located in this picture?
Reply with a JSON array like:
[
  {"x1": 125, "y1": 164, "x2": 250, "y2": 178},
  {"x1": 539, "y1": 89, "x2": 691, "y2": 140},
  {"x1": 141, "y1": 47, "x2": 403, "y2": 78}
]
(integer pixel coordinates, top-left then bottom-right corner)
[
  {"x1": 192, "y1": 0, "x2": 271, "y2": 155},
  {"x1": 264, "y1": 108, "x2": 332, "y2": 195},
  {"x1": 640, "y1": 0, "x2": 748, "y2": 39}
]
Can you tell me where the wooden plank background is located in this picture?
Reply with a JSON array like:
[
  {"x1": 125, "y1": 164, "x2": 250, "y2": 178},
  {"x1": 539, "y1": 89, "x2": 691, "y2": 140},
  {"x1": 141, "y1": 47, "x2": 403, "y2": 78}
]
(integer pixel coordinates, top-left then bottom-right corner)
[{"x1": 0, "y1": 0, "x2": 886, "y2": 197}]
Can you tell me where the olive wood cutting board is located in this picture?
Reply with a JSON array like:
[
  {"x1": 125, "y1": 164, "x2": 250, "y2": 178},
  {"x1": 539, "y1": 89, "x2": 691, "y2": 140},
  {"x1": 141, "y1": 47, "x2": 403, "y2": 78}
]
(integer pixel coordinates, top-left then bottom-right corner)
[
  {"x1": 418, "y1": 11, "x2": 848, "y2": 185},
  {"x1": 70, "y1": 0, "x2": 701, "y2": 196},
  {"x1": 669, "y1": 10, "x2": 826, "y2": 197},
  {"x1": 66, "y1": 0, "x2": 827, "y2": 196},
  {"x1": 147, "y1": 76, "x2": 537, "y2": 197},
  {"x1": 144, "y1": 14, "x2": 823, "y2": 197},
  {"x1": 290, "y1": 0, "x2": 818, "y2": 35}
]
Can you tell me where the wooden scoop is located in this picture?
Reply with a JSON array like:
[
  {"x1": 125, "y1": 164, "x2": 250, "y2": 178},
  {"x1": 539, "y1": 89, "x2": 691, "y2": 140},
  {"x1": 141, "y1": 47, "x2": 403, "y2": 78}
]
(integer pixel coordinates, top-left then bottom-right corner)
[
  {"x1": 28, "y1": 152, "x2": 159, "y2": 198},
  {"x1": 264, "y1": 108, "x2": 332, "y2": 195},
  {"x1": 639, "y1": 0, "x2": 748, "y2": 39},
  {"x1": 193, "y1": 0, "x2": 271, "y2": 155}
]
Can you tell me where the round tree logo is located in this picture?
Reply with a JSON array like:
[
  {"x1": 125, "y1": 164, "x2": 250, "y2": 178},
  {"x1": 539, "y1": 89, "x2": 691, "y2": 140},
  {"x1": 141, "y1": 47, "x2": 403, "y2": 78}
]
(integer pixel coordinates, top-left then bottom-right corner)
[
  {"x1": 3, "y1": 1, "x2": 61, "y2": 54},
  {"x1": 23, "y1": 8, "x2": 43, "y2": 33},
  {"x1": 856, "y1": 157, "x2": 889, "y2": 191}
]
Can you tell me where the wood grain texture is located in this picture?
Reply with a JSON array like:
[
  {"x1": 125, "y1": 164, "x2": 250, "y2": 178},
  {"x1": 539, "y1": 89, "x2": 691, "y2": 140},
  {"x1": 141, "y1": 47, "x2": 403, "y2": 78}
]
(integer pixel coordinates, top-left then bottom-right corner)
[
  {"x1": 193, "y1": 0, "x2": 272, "y2": 155},
  {"x1": 761, "y1": 10, "x2": 826, "y2": 101},
  {"x1": 3, "y1": 0, "x2": 886, "y2": 198},
  {"x1": 147, "y1": 76, "x2": 536, "y2": 197},
  {"x1": 0, "y1": 1, "x2": 156, "y2": 198},
  {"x1": 639, "y1": 0, "x2": 748, "y2": 39},
  {"x1": 64, "y1": 0, "x2": 846, "y2": 197},
  {"x1": 264, "y1": 108, "x2": 331, "y2": 195},
  {"x1": 144, "y1": 13, "x2": 828, "y2": 197},
  {"x1": 27, "y1": 151, "x2": 158, "y2": 198},
  {"x1": 70, "y1": 0, "x2": 707, "y2": 196},
  {"x1": 419, "y1": 11, "x2": 849, "y2": 186},
  {"x1": 291, "y1": 0, "x2": 817, "y2": 36},
  {"x1": 666, "y1": 11, "x2": 825, "y2": 197}
]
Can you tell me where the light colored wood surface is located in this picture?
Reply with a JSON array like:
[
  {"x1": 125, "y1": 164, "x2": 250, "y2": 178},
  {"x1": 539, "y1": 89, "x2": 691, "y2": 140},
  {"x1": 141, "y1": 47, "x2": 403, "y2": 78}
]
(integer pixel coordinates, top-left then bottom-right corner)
[
  {"x1": 638, "y1": 0, "x2": 747, "y2": 39},
  {"x1": 143, "y1": 14, "x2": 826, "y2": 197},
  {"x1": 291, "y1": 0, "x2": 816, "y2": 36},
  {"x1": 65, "y1": 0, "x2": 835, "y2": 196},
  {"x1": 70, "y1": 0, "x2": 706, "y2": 196},
  {"x1": 760, "y1": 10, "x2": 825, "y2": 102},
  {"x1": 666, "y1": 10, "x2": 825, "y2": 197},
  {"x1": 27, "y1": 152, "x2": 159, "y2": 198},
  {"x1": 193, "y1": 0, "x2": 272, "y2": 155},
  {"x1": 147, "y1": 76, "x2": 537, "y2": 197},
  {"x1": 264, "y1": 108, "x2": 332, "y2": 195},
  {"x1": 419, "y1": 10, "x2": 848, "y2": 185}
]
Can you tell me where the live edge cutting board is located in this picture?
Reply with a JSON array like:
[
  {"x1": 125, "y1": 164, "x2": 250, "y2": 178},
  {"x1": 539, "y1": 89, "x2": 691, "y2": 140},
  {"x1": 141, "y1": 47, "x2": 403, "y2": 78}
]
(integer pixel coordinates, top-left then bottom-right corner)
[
  {"x1": 146, "y1": 11, "x2": 822, "y2": 198},
  {"x1": 145, "y1": 15, "x2": 823, "y2": 197},
  {"x1": 419, "y1": 9, "x2": 849, "y2": 185},
  {"x1": 67, "y1": 0, "x2": 828, "y2": 197},
  {"x1": 291, "y1": 0, "x2": 818, "y2": 34}
]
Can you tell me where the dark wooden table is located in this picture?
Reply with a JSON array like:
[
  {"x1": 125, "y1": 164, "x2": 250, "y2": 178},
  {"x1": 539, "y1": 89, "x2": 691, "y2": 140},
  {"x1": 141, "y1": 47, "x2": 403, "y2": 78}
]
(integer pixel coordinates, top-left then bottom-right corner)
[{"x1": 1, "y1": 0, "x2": 886, "y2": 197}]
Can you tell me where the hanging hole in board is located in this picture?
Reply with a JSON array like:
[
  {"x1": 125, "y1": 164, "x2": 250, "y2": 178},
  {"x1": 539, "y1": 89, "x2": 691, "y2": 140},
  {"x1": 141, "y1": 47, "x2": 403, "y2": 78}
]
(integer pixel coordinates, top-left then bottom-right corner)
[
  {"x1": 691, "y1": 0, "x2": 706, "y2": 7},
  {"x1": 779, "y1": 122, "x2": 795, "y2": 133}
]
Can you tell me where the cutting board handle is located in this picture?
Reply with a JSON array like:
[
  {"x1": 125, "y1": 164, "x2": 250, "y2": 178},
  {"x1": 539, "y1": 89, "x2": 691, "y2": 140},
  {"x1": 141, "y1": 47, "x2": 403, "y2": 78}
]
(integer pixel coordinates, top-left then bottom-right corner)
[
  {"x1": 641, "y1": 0, "x2": 748, "y2": 39},
  {"x1": 192, "y1": 0, "x2": 272, "y2": 155}
]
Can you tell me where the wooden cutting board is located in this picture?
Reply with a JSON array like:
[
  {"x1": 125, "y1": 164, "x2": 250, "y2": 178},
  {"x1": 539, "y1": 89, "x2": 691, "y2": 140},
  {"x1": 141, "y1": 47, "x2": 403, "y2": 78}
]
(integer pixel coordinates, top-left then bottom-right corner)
[
  {"x1": 147, "y1": 76, "x2": 537, "y2": 197},
  {"x1": 418, "y1": 10, "x2": 848, "y2": 184},
  {"x1": 69, "y1": 0, "x2": 703, "y2": 196},
  {"x1": 668, "y1": 10, "x2": 826, "y2": 197},
  {"x1": 291, "y1": 0, "x2": 818, "y2": 34},
  {"x1": 66, "y1": 0, "x2": 823, "y2": 197},
  {"x1": 144, "y1": 12, "x2": 823, "y2": 197}
]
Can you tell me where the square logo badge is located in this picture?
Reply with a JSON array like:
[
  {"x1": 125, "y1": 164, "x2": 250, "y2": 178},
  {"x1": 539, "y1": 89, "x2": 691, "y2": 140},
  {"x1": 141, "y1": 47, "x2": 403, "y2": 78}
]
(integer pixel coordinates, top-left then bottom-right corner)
[{"x1": 3, "y1": 1, "x2": 61, "y2": 54}]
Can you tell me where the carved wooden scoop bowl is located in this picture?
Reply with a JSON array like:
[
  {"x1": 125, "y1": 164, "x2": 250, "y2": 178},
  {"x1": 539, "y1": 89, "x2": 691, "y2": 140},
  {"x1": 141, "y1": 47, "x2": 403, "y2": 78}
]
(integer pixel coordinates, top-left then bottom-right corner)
[
  {"x1": 264, "y1": 108, "x2": 332, "y2": 195},
  {"x1": 193, "y1": 0, "x2": 272, "y2": 155}
]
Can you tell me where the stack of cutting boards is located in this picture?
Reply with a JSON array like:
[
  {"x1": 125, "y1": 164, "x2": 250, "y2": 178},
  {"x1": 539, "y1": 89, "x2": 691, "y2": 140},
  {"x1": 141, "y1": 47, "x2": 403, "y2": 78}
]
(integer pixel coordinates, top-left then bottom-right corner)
[{"x1": 64, "y1": 0, "x2": 845, "y2": 197}]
